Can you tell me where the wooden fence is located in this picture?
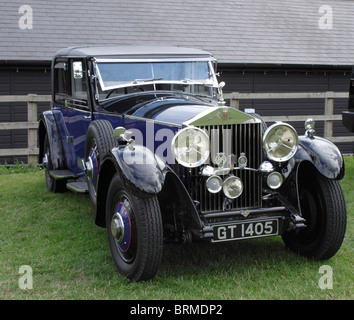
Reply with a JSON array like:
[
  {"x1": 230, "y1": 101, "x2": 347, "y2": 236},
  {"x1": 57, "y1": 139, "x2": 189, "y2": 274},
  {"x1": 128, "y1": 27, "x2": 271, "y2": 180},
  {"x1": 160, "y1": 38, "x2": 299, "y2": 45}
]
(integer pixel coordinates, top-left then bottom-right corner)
[
  {"x1": 224, "y1": 91, "x2": 354, "y2": 143},
  {"x1": 0, "y1": 94, "x2": 51, "y2": 166},
  {"x1": 0, "y1": 92, "x2": 353, "y2": 166}
]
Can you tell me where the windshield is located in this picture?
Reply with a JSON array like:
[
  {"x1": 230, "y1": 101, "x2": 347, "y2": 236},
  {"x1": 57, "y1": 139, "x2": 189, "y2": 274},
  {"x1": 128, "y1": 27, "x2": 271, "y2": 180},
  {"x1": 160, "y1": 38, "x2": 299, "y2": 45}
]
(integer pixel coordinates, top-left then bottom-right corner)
[{"x1": 94, "y1": 60, "x2": 218, "y2": 101}]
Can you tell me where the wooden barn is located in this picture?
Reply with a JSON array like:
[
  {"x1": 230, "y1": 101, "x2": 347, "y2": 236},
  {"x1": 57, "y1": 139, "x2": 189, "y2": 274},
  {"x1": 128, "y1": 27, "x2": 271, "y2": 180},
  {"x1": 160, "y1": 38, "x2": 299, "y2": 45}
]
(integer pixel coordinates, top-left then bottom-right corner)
[{"x1": 0, "y1": 0, "x2": 353, "y2": 164}]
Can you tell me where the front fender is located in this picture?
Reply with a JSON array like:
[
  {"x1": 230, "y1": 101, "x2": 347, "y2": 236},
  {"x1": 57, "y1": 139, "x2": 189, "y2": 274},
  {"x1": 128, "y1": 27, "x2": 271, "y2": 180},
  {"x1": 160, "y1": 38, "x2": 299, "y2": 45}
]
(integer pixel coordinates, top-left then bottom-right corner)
[
  {"x1": 294, "y1": 135, "x2": 345, "y2": 180},
  {"x1": 97, "y1": 145, "x2": 205, "y2": 234},
  {"x1": 95, "y1": 145, "x2": 166, "y2": 227},
  {"x1": 110, "y1": 144, "x2": 167, "y2": 195}
]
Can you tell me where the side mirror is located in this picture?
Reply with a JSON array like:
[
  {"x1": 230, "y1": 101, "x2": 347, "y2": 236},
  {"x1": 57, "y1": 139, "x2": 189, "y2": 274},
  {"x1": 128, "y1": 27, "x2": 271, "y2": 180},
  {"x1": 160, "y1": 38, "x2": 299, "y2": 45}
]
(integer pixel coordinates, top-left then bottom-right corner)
[
  {"x1": 304, "y1": 118, "x2": 316, "y2": 139},
  {"x1": 113, "y1": 127, "x2": 127, "y2": 139},
  {"x1": 73, "y1": 61, "x2": 83, "y2": 79},
  {"x1": 113, "y1": 127, "x2": 135, "y2": 150}
]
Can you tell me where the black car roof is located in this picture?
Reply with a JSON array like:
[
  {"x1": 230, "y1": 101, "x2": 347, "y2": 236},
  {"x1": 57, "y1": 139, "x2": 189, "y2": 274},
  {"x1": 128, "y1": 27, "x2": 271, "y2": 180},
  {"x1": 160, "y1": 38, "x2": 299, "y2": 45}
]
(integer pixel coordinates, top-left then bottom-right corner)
[{"x1": 54, "y1": 45, "x2": 213, "y2": 59}]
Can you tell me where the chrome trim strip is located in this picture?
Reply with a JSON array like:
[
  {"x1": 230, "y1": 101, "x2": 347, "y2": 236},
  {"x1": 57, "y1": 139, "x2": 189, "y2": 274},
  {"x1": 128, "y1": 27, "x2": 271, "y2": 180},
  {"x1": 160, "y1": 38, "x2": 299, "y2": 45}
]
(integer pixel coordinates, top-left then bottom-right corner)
[
  {"x1": 95, "y1": 58, "x2": 213, "y2": 63},
  {"x1": 123, "y1": 114, "x2": 183, "y2": 129},
  {"x1": 204, "y1": 207, "x2": 286, "y2": 219}
]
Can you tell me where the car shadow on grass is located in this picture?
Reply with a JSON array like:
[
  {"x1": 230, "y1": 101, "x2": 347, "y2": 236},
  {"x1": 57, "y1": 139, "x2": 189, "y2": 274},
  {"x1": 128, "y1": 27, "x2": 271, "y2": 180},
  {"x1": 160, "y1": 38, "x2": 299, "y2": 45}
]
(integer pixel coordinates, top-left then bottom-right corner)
[{"x1": 159, "y1": 236, "x2": 301, "y2": 278}]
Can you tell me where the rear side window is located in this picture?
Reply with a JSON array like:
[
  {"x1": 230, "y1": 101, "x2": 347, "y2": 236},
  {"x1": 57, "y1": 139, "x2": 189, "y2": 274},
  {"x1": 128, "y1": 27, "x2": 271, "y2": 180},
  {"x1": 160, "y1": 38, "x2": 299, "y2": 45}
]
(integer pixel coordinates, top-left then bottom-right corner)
[{"x1": 54, "y1": 61, "x2": 69, "y2": 104}]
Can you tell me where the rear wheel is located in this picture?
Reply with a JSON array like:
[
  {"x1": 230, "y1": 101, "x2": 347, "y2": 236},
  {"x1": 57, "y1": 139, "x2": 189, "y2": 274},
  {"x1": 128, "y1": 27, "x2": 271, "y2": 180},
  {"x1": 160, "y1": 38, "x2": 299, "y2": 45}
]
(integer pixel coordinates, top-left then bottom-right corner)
[
  {"x1": 282, "y1": 171, "x2": 346, "y2": 260},
  {"x1": 43, "y1": 134, "x2": 66, "y2": 193},
  {"x1": 106, "y1": 173, "x2": 163, "y2": 281}
]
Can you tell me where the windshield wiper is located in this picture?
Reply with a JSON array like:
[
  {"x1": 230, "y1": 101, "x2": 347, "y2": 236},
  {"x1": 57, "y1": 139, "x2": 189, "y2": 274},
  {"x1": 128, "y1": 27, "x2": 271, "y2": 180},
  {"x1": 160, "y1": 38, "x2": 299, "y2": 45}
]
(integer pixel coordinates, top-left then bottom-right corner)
[
  {"x1": 182, "y1": 78, "x2": 215, "y2": 87},
  {"x1": 182, "y1": 78, "x2": 193, "y2": 83},
  {"x1": 133, "y1": 77, "x2": 163, "y2": 84}
]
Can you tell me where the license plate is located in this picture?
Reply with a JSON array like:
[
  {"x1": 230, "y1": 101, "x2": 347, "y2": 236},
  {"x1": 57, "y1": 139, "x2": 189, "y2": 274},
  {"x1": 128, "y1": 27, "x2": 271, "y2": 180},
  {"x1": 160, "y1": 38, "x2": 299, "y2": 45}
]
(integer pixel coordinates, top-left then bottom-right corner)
[{"x1": 211, "y1": 219, "x2": 279, "y2": 243}]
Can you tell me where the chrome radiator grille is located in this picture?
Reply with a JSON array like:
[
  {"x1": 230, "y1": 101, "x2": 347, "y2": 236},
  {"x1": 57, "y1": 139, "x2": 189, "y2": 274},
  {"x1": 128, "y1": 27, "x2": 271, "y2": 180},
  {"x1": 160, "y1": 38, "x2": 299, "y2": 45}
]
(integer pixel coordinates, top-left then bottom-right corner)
[{"x1": 185, "y1": 122, "x2": 263, "y2": 214}]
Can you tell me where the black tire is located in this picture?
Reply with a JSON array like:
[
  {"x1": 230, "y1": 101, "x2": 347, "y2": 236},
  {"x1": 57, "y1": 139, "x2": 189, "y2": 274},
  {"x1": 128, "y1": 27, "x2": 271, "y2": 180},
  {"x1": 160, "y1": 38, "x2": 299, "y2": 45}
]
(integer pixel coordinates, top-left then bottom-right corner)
[
  {"x1": 282, "y1": 171, "x2": 347, "y2": 260},
  {"x1": 105, "y1": 173, "x2": 163, "y2": 281},
  {"x1": 85, "y1": 120, "x2": 115, "y2": 206},
  {"x1": 43, "y1": 134, "x2": 66, "y2": 193}
]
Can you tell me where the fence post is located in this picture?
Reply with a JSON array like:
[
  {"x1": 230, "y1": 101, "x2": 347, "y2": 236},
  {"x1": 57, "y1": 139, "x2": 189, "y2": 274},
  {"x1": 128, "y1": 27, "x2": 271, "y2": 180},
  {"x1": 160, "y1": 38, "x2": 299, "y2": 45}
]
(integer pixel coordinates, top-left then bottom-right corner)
[
  {"x1": 230, "y1": 98, "x2": 240, "y2": 110},
  {"x1": 27, "y1": 94, "x2": 38, "y2": 166},
  {"x1": 324, "y1": 92, "x2": 334, "y2": 139}
]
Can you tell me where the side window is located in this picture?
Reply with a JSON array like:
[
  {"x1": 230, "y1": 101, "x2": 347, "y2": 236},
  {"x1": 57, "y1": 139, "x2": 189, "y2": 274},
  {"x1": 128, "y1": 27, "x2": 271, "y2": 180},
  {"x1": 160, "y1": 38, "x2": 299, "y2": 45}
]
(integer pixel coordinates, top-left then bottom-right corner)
[
  {"x1": 71, "y1": 60, "x2": 88, "y2": 101},
  {"x1": 54, "y1": 61, "x2": 69, "y2": 105}
]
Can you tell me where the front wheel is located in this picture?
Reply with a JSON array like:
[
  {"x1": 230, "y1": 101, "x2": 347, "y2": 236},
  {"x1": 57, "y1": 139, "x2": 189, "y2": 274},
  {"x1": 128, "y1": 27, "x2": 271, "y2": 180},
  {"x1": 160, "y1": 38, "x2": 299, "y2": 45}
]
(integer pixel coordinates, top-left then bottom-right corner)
[
  {"x1": 105, "y1": 173, "x2": 163, "y2": 281},
  {"x1": 282, "y1": 171, "x2": 346, "y2": 260},
  {"x1": 85, "y1": 120, "x2": 115, "y2": 206}
]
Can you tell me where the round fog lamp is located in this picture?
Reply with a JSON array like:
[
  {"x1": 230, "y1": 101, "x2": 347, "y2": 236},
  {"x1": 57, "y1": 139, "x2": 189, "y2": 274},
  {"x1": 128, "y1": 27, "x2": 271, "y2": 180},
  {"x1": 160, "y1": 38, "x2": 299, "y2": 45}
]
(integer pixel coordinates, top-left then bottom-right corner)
[
  {"x1": 267, "y1": 172, "x2": 283, "y2": 189},
  {"x1": 206, "y1": 175, "x2": 223, "y2": 193},
  {"x1": 223, "y1": 176, "x2": 243, "y2": 199}
]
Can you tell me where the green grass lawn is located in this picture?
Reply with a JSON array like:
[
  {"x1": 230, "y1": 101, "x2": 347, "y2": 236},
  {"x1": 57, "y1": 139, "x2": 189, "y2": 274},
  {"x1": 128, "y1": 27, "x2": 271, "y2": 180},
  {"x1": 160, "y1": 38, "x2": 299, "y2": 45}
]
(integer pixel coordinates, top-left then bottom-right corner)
[{"x1": 0, "y1": 157, "x2": 353, "y2": 300}]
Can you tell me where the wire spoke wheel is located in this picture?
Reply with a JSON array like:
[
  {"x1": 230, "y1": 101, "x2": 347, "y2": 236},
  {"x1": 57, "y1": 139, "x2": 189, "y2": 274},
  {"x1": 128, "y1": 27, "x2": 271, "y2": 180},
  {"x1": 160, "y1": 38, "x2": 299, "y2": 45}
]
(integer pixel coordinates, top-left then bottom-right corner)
[
  {"x1": 110, "y1": 192, "x2": 137, "y2": 264},
  {"x1": 106, "y1": 173, "x2": 163, "y2": 281}
]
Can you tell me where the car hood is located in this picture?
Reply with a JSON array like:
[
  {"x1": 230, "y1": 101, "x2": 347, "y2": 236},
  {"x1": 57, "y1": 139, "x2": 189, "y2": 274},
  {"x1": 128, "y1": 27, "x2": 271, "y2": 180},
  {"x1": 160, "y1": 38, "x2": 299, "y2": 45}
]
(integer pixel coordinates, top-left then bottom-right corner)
[
  {"x1": 129, "y1": 96, "x2": 216, "y2": 125},
  {"x1": 128, "y1": 97, "x2": 257, "y2": 128}
]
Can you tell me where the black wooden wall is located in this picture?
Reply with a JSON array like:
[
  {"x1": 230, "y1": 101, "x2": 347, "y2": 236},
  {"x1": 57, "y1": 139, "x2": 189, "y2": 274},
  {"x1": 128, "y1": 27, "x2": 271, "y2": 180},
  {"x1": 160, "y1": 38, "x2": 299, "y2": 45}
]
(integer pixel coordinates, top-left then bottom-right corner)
[
  {"x1": 0, "y1": 66, "x2": 51, "y2": 164},
  {"x1": 0, "y1": 64, "x2": 353, "y2": 165}
]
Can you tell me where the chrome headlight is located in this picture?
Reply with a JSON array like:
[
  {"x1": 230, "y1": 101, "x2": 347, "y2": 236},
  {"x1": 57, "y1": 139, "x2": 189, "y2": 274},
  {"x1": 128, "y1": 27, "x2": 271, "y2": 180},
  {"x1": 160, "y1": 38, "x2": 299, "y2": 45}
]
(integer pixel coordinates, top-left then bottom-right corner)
[
  {"x1": 171, "y1": 127, "x2": 210, "y2": 168},
  {"x1": 263, "y1": 123, "x2": 298, "y2": 162}
]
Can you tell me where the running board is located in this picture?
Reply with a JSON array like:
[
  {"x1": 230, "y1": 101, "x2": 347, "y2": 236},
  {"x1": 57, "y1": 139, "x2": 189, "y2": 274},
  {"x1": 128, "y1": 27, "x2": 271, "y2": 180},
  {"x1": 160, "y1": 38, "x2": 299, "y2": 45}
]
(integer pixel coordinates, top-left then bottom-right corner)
[
  {"x1": 66, "y1": 181, "x2": 88, "y2": 193},
  {"x1": 49, "y1": 169, "x2": 78, "y2": 180}
]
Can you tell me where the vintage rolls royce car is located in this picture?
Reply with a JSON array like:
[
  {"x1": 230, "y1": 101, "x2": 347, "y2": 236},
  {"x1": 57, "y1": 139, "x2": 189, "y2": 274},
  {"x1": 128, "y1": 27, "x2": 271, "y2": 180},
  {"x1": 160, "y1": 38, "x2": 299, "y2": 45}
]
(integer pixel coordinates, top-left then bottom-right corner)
[{"x1": 38, "y1": 46, "x2": 347, "y2": 281}]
